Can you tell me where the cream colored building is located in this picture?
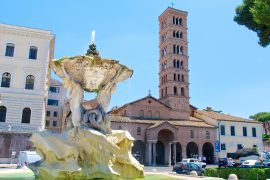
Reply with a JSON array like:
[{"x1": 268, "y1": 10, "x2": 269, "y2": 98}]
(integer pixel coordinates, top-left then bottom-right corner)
[
  {"x1": 195, "y1": 108, "x2": 263, "y2": 158},
  {"x1": 0, "y1": 23, "x2": 55, "y2": 161},
  {"x1": 45, "y1": 78, "x2": 67, "y2": 133},
  {"x1": 0, "y1": 23, "x2": 55, "y2": 132}
]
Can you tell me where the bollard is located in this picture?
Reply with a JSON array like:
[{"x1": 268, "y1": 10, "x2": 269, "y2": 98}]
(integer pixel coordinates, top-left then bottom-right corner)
[
  {"x1": 228, "y1": 174, "x2": 238, "y2": 180},
  {"x1": 190, "y1": 171, "x2": 198, "y2": 176}
]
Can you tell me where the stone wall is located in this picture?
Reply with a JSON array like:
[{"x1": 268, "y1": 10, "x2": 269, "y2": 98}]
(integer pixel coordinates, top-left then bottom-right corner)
[{"x1": 0, "y1": 132, "x2": 33, "y2": 163}]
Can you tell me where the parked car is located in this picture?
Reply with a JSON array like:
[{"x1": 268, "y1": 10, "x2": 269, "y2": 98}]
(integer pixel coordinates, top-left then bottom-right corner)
[
  {"x1": 240, "y1": 160, "x2": 264, "y2": 168},
  {"x1": 218, "y1": 158, "x2": 228, "y2": 168},
  {"x1": 181, "y1": 158, "x2": 206, "y2": 168},
  {"x1": 263, "y1": 159, "x2": 270, "y2": 167},
  {"x1": 172, "y1": 162, "x2": 204, "y2": 176},
  {"x1": 17, "y1": 151, "x2": 41, "y2": 168}
]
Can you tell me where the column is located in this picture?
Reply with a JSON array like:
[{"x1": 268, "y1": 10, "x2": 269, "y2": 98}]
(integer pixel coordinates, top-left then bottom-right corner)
[
  {"x1": 152, "y1": 141, "x2": 157, "y2": 166},
  {"x1": 173, "y1": 142, "x2": 177, "y2": 164},
  {"x1": 148, "y1": 141, "x2": 152, "y2": 165},
  {"x1": 168, "y1": 142, "x2": 172, "y2": 166}
]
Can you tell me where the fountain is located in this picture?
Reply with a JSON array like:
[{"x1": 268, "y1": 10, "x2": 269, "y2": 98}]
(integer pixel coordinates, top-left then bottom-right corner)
[{"x1": 30, "y1": 34, "x2": 144, "y2": 179}]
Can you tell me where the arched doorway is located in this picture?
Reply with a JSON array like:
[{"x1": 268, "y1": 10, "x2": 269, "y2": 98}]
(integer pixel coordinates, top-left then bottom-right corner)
[
  {"x1": 157, "y1": 129, "x2": 175, "y2": 165},
  {"x1": 202, "y1": 142, "x2": 214, "y2": 164},
  {"x1": 132, "y1": 140, "x2": 145, "y2": 164},
  {"x1": 156, "y1": 141, "x2": 165, "y2": 165},
  {"x1": 186, "y1": 142, "x2": 198, "y2": 158},
  {"x1": 176, "y1": 142, "x2": 182, "y2": 162}
]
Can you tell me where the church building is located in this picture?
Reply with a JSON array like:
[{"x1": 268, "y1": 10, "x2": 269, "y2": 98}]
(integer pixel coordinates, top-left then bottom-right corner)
[
  {"x1": 108, "y1": 6, "x2": 263, "y2": 166},
  {"x1": 109, "y1": 7, "x2": 217, "y2": 165}
]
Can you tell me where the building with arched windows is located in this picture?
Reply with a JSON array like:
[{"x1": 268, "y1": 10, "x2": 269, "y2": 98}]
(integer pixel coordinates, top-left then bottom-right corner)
[
  {"x1": 0, "y1": 24, "x2": 55, "y2": 162},
  {"x1": 108, "y1": 7, "x2": 263, "y2": 165}
]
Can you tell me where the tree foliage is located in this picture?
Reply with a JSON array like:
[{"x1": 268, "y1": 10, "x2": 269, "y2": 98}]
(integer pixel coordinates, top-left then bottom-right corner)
[
  {"x1": 234, "y1": 0, "x2": 270, "y2": 47},
  {"x1": 250, "y1": 112, "x2": 270, "y2": 134}
]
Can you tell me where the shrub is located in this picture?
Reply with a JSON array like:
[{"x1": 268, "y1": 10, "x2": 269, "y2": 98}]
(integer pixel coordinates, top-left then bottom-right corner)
[{"x1": 205, "y1": 167, "x2": 270, "y2": 180}]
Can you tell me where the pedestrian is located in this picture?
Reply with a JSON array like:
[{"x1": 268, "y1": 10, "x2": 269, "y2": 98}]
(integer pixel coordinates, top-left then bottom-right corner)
[{"x1": 203, "y1": 156, "x2": 206, "y2": 163}]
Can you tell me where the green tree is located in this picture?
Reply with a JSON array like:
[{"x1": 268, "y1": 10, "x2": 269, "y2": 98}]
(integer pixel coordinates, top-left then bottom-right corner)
[
  {"x1": 249, "y1": 112, "x2": 270, "y2": 134},
  {"x1": 86, "y1": 43, "x2": 99, "y2": 56},
  {"x1": 234, "y1": 0, "x2": 270, "y2": 47}
]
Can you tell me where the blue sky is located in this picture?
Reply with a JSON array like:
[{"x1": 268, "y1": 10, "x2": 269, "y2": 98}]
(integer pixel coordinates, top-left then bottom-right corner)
[{"x1": 1, "y1": 0, "x2": 269, "y2": 118}]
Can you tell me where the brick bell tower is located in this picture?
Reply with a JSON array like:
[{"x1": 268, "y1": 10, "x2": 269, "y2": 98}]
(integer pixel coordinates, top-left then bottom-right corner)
[{"x1": 158, "y1": 7, "x2": 190, "y2": 119}]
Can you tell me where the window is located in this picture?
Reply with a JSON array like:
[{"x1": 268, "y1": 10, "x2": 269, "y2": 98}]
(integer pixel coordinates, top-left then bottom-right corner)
[
  {"x1": 180, "y1": 61, "x2": 184, "y2": 69},
  {"x1": 1, "y1": 72, "x2": 11, "y2": 88},
  {"x1": 21, "y1": 107, "x2": 31, "y2": 124},
  {"x1": 173, "y1": 60, "x2": 176, "y2": 68},
  {"x1": 190, "y1": 130, "x2": 194, "y2": 138},
  {"x1": 53, "y1": 120, "x2": 57, "y2": 127},
  {"x1": 221, "y1": 143, "x2": 226, "y2": 150},
  {"x1": 180, "y1": 32, "x2": 183, "y2": 39},
  {"x1": 173, "y1": 45, "x2": 176, "y2": 54},
  {"x1": 221, "y1": 125, "x2": 225, "y2": 135},
  {"x1": 174, "y1": 73, "x2": 176, "y2": 81},
  {"x1": 29, "y1": 46, "x2": 38, "y2": 59},
  {"x1": 139, "y1": 110, "x2": 144, "y2": 118},
  {"x1": 206, "y1": 131, "x2": 210, "y2": 139},
  {"x1": 253, "y1": 145, "x2": 257, "y2": 148},
  {"x1": 177, "y1": 60, "x2": 180, "y2": 69},
  {"x1": 46, "y1": 111, "x2": 50, "y2": 117},
  {"x1": 0, "y1": 106, "x2": 7, "y2": 122},
  {"x1": 174, "y1": 86, "x2": 177, "y2": 95},
  {"x1": 173, "y1": 16, "x2": 175, "y2": 24},
  {"x1": 137, "y1": 127, "x2": 141, "y2": 136},
  {"x1": 178, "y1": 74, "x2": 180, "y2": 81},
  {"x1": 237, "y1": 144, "x2": 243, "y2": 150},
  {"x1": 252, "y1": 127, "x2": 257, "y2": 137},
  {"x1": 45, "y1": 120, "x2": 50, "y2": 127},
  {"x1": 231, "y1": 126, "x2": 235, "y2": 136},
  {"x1": 179, "y1": 18, "x2": 182, "y2": 25},
  {"x1": 180, "y1": 46, "x2": 183, "y2": 54},
  {"x1": 49, "y1": 86, "x2": 60, "y2": 93},
  {"x1": 180, "y1": 87, "x2": 185, "y2": 96},
  {"x1": 25, "y1": 75, "x2": 35, "y2": 90},
  {"x1": 243, "y1": 127, "x2": 247, "y2": 136},
  {"x1": 5, "y1": 43, "x2": 14, "y2": 57},
  {"x1": 47, "y1": 99, "x2": 59, "y2": 106},
  {"x1": 53, "y1": 111, "x2": 58, "y2": 117}
]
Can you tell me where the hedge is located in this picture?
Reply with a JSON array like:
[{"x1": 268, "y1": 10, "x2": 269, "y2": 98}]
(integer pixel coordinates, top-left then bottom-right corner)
[{"x1": 205, "y1": 167, "x2": 270, "y2": 180}]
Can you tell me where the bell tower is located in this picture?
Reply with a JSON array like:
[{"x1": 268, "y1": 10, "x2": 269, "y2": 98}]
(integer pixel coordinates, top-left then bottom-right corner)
[{"x1": 158, "y1": 7, "x2": 190, "y2": 119}]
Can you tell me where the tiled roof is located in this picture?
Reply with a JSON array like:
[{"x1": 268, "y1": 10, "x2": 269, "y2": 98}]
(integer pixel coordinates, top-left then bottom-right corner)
[
  {"x1": 109, "y1": 115, "x2": 216, "y2": 128},
  {"x1": 83, "y1": 99, "x2": 99, "y2": 109},
  {"x1": 108, "y1": 95, "x2": 172, "y2": 114},
  {"x1": 196, "y1": 110, "x2": 261, "y2": 124}
]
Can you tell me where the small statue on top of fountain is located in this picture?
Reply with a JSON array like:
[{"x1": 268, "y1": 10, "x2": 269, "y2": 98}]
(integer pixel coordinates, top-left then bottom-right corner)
[{"x1": 86, "y1": 30, "x2": 99, "y2": 56}]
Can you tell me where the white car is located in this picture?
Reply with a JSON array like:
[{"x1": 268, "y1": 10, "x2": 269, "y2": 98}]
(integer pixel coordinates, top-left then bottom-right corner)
[
  {"x1": 240, "y1": 160, "x2": 263, "y2": 168},
  {"x1": 17, "y1": 151, "x2": 42, "y2": 167},
  {"x1": 181, "y1": 158, "x2": 206, "y2": 168}
]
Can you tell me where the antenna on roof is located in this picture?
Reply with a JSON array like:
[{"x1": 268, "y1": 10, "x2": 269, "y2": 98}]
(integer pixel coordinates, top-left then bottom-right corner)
[{"x1": 171, "y1": 2, "x2": 174, "y2": 8}]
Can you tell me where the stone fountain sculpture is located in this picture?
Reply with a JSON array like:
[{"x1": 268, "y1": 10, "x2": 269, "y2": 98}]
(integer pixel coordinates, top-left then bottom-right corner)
[{"x1": 30, "y1": 35, "x2": 144, "y2": 179}]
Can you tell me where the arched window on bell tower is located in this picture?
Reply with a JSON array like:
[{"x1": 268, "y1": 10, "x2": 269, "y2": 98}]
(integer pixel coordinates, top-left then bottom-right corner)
[
  {"x1": 181, "y1": 75, "x2": 184, "y2": 82},
  {"x1": 174, "y1": 86, "x2": 177, "y2": 95},
  {"x1": 180, "y1": 61, "x2": 184, "y2": 69},
  {"x1": 177, "y1": 60, "x2": 180, "y2": 68},
  {"x1": 173, "y1": 60, "x2": 176, "y2": 68},
  {"x1": 181, "y1": 87, "x2": 185, "y2": 96}
]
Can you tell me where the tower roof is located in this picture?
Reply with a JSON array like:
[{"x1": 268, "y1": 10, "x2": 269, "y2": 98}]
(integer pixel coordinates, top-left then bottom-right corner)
[{"x1": 159, "y1": 6, "x2": 188, "y2": 19}]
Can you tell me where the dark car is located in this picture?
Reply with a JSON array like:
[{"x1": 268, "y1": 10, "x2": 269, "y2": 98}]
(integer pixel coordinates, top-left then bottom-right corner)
[
  {"x1": 172, "y1": 162, "x2": 204, "y2": 176},
  {"x1": 218, "y1": 158, "x2": 228, "y2": 168}
]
